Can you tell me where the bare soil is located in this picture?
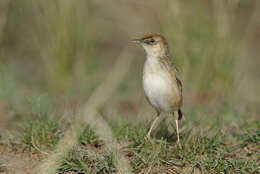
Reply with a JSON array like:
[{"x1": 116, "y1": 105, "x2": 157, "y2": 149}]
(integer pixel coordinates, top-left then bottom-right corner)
[{"x1": 0, "y1": 145, "x2": 39, "y2": 174}]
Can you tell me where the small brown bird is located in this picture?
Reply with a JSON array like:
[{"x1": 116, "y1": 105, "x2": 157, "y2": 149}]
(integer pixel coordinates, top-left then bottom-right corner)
[{"x1": 133, "y1": 33, "x2": 183, "y2": 148}]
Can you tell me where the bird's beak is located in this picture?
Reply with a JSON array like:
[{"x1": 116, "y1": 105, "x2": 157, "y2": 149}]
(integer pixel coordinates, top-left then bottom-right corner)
[{"x1": 131, "y1": 38, "x2": 143, "y2": 43}]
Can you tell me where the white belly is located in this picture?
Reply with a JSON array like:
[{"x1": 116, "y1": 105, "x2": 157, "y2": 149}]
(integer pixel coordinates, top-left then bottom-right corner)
[{"x1": 143, "y1": 69, "x2": 173, "y2": 112}]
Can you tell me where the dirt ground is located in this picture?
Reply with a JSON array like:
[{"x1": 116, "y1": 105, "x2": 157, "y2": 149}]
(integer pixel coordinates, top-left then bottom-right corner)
[{"x1": 0, "y1": 145, "x2": 39, "y2": 174}]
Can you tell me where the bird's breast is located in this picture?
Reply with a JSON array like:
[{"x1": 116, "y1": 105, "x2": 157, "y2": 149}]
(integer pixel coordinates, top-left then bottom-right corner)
[{"x1": 142, "y1": 59, "x2": 181, "y2": 112}]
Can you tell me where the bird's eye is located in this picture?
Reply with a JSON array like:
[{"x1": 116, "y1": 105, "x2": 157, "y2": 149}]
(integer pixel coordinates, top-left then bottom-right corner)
[{"x1": 143, "y1": 38, "x2": 155, "y2": 44}]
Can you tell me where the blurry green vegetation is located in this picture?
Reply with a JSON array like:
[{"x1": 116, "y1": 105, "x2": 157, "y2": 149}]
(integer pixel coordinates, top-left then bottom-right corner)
[
  {"x1": 0, "y1": 0, "x2": 259, "y2": 173},
  {"x1": 1, "y1": 0, "x2": 257, "y2": 97}
]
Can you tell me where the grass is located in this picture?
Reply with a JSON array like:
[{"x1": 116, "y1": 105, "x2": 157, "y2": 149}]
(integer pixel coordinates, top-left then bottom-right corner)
[
  {"x1": 17, "y1": 117, "x2": 68, "y2": 151},
  {"x1": 0, "y1": 105, "x2": 258, "y2": 173},
  {"x1": 0, "y1": 0, "x2": 259, "y2": 173},
  {"x1": 64, "y1": 117, "x2": 259, "y2": 173}
]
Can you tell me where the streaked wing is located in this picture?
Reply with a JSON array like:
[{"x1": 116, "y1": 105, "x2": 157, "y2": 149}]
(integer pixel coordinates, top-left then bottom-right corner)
[
  {"x1": 175, "y1": 74, "x2": 182, "y2": 93},
  {"x1": 159, "y1": 56, "x2": 183, "y2": 92}
]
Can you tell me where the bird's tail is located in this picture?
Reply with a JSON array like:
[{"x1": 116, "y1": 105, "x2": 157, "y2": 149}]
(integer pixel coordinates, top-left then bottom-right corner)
[{"x1": 178, "y1": 109, "x2": 183, "y2": 120}]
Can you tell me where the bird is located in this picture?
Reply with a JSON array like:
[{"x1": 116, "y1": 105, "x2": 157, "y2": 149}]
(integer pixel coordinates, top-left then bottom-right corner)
[{"x1": 133, "y1": 33, "x2": 183, "y2": 148}]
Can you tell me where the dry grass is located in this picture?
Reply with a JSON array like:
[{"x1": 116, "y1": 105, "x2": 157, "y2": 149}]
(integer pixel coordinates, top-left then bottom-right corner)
[{"x1": 35, "y1": 48, "x2": 135, "y2": 174}]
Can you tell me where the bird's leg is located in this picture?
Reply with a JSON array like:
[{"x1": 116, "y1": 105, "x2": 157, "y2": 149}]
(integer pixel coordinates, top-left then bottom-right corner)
[
  {"x1": 146, "y1": 111, "x2": 160, "y2": 140},
  {"x1": 174, "y1": 111, "x2": 182, "y2": 149}
]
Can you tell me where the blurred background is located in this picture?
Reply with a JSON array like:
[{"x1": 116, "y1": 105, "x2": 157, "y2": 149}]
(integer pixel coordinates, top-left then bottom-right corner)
[{"x1": 0, "y1": 0, "x2": 259, "y2": 132}]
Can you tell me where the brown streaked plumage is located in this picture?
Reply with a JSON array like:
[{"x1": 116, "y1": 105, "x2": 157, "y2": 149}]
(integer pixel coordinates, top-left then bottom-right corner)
[
  {"x1": 158, "y1": 56, "x2": 183, "y2": 112},
  {"x1": 133, "y1": 33, "x2": 183, "y2": 148}
]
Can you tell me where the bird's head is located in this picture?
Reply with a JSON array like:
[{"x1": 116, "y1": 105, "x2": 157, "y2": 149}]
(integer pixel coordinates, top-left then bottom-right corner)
[{"x1": 133, "y1": 33, "x2": 169, "y2": 58}]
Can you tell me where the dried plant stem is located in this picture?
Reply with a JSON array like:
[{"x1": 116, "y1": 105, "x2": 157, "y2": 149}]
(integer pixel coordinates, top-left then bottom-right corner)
[{"x1": 35, "y1": 48, "x2": 135, "y2": 174}]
